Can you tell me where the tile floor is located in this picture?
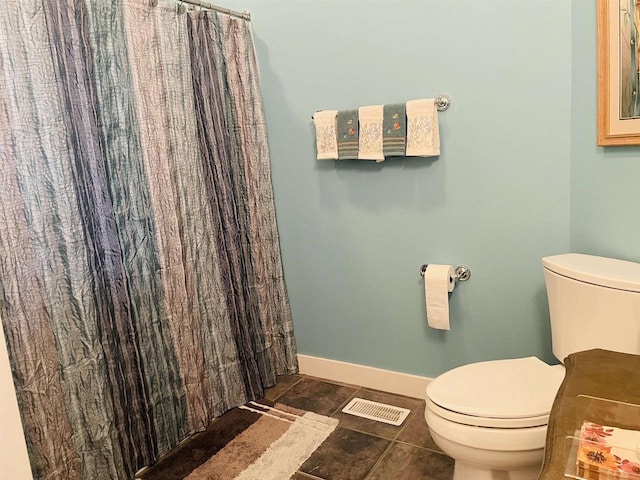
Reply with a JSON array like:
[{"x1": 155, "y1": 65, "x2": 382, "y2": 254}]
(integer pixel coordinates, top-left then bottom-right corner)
[{"x1": 265, "y1": 374, "x2": 454, "y2": 480}]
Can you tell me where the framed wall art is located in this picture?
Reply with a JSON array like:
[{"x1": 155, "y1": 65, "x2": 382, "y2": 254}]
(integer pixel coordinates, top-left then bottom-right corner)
[{"x1": 598, "y1": 0, "x2": 640, "y2": 145}]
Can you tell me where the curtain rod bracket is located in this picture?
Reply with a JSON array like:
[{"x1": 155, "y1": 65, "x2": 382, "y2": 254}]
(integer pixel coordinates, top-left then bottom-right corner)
[{"x1": 176, "y1": 0, "x2": 252, "y2": 20}]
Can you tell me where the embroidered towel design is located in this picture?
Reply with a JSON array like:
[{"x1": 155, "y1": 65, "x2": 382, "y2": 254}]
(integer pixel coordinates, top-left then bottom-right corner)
[
  {"x1": 337, "y1": 110, "x2": 359, "y2": 159},
  {"x1": 358, "y1": 105, "x2": 384, "y2": 162},
  {"x1": 383, "y1": 104, "x2": 406, "y2": 157},
  {"x1": 406, "y1": 99, "x2": 440, "y2": 157},
  {"x1": 314, "y1": 110, "x2": 338, "y2": 160}
]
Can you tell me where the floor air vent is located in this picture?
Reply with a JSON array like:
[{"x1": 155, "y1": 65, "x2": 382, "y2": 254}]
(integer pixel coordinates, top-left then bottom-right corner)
[{"x1": 341, "y1": 398, "x2": 411, "y2": 426}]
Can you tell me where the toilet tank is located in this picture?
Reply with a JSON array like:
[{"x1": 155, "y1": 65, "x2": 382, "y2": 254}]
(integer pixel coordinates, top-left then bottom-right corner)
[{"x1": 543, "y1": 253, "x2": 640, "y2": 362}]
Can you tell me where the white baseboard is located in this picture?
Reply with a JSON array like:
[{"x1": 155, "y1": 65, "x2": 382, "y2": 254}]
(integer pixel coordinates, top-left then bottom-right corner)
[{"x1": 297, "y1": 354, "x2": 432, "y2": 400}]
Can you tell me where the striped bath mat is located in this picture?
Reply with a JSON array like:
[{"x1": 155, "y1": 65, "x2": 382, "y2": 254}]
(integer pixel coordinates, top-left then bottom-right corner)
[{"x1": 136, "y1": 402, "x2": 338, "y2": 480}]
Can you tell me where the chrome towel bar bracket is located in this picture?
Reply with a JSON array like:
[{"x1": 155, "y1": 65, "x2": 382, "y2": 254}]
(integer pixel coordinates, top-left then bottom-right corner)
[
  {"x1": 420, "y1": 264, "x2": 471, "y2": 282},
  {"x1": 434, "y1": 94, "x2": 451, "y2": 112}
]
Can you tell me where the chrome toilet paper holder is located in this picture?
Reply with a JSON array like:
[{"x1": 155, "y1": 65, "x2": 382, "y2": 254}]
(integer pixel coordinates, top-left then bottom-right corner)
[{"x1": 420, "y1": 264, "x2": 471, "y2": 282}]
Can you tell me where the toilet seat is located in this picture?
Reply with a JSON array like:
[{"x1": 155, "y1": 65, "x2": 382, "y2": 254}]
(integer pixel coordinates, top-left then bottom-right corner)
[
  {"x1": 426, "y1": 406, "x2": 549, "y2": 452},
  {"x1": 426, "y1": 398, "x2": 549, "y2": 428},
  {"x1": 426, "y1": 357, "x2": 565, "y2": 429}
]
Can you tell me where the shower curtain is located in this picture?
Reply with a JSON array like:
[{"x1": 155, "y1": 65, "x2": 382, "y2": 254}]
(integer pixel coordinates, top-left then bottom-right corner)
[{"x1": 0, "y1": 1, "x2": 297, "y2": 479}]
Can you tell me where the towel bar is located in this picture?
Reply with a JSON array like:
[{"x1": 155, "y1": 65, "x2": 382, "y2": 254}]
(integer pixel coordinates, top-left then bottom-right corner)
[
  {"x1": 420, "y1": 264, "x2": 471, "y2": 282},
  {"x1": 311, "y1": 94, "x2": 452, "y2": 119}
]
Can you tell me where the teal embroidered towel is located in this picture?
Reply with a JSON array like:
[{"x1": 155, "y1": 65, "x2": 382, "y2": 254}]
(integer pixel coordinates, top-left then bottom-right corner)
[
  {"x1": 358, "y1": 105, "x2": 384, "y2": 162},
  {"x1": 383, "y1": 104, "x2": 406, "y2": 157},
  {"x1": 337, "y1": 110, "x2": 359, "y2": 159}
]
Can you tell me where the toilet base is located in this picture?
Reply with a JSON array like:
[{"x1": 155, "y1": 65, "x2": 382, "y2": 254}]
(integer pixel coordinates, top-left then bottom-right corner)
[
  {"x1": 429, "y1": 429, "x2": 543, "y2": 480},
  {"x1": 453, "y1": 461, "x2": 540, "y2": 480}
]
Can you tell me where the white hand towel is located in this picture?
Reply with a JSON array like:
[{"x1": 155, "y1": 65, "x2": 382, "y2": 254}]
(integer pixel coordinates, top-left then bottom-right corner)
[
  {"x1": 406, "y1": 99, "x2": 440, "y2": 157},
  {"x1": 314, "y1": 110, "x2": 338, "y2": 160},
  {"x1": 357, "y1": 105, "x2": 384, "y2": 162}
]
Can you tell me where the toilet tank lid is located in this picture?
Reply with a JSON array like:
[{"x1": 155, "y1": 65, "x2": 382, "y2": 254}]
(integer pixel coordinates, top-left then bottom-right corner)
[{"x1": 542, "y1": 253, "x2": 640, "y2": 293}]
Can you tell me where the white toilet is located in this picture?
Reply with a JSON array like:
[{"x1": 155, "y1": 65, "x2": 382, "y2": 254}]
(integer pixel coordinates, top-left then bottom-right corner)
[{"x1": 425, "y1": 253, "x2": 640, "y2": 480}]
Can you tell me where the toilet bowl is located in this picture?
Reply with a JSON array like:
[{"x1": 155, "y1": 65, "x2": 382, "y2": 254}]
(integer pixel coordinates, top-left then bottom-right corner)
[{"x1": 425, "y1": 357, "x2": 565, "y2": 480}]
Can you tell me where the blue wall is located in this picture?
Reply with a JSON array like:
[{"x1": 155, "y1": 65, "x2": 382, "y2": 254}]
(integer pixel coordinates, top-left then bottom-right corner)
[
  {"x1": 571, "y1": 0, "x2": 640, "y2": 263},
  {"x1": 225, "y1": 0, "x2": 573, "y2": 377}
]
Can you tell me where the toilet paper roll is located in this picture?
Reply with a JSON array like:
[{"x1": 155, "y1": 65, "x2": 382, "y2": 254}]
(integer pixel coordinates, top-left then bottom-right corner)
[{"x1": 424, "y1": 264, "x2": 455, "y2": 330}]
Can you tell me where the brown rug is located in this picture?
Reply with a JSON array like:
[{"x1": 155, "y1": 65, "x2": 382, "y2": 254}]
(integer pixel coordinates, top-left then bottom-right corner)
[{"x1": 136, "y1": 402, "x2": 338, "y2": 480}]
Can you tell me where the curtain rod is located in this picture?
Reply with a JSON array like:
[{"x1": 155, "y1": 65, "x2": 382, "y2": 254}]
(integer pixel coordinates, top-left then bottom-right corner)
[{"x1": 177, "y1": 0, "x2": 251, "y2": 20}]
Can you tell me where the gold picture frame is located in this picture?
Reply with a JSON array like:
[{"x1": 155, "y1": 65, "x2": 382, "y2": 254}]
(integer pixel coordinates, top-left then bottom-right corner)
[{"x1": 598, "y1": 0, "x2": 640, "y2": 145}]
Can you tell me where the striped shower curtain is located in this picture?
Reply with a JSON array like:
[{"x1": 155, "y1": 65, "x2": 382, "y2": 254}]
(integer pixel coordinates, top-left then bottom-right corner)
[{"x1": 0, "y1": 1, "x2": 297, "y2": 479}]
